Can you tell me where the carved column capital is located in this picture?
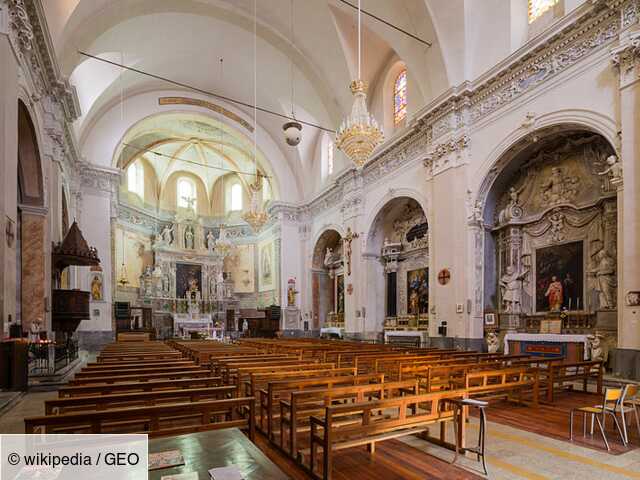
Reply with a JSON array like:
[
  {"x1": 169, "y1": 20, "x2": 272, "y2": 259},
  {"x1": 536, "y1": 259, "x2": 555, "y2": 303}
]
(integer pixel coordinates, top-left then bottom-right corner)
[{"x1": 611, "y1": 30, "x2": 640, "y2": 87}]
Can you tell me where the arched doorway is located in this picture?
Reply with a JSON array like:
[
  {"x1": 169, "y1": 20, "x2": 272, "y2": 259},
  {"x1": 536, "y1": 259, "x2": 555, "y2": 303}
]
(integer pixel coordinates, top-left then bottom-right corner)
[
  {"x1": 17, "y1": 99, "x2": 45, "y2": 335},
  {"x1": 311, "y1": 229, "x2": 343, "y2": 330},
  {"x1": 366, "y1": 197, "x2": 429, "y2": 333},
  {"x1": 479, "y1": 127, "x2": 618, "y2": 355}
]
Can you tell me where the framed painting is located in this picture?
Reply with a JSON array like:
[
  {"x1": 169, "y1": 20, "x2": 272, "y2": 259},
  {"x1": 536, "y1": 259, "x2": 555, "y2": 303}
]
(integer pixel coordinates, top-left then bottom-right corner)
[
  {"x1": 407, "y1": 268, "x2": 429, "y2": 315},
  {"x1": 258, "y1": 240, "x2": 275, "y2": 292},
  {"x1": 535, "y1": 241, "x2": 583, "y2": 312},
  {"x1": 176, "y1": 263, "x2": 202, "y2": 299}
]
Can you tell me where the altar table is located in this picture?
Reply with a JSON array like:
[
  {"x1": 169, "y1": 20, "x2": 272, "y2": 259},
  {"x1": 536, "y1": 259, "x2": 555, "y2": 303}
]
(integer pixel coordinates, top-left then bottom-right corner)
[{"x1": 503, "y1": 333, "x2": 589, "y2": 361}]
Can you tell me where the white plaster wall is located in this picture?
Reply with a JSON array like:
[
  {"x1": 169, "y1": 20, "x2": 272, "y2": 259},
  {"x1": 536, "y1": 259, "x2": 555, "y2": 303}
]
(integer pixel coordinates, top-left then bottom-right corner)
[{"x1": 77, "y1": 193, "x2": 113, "y2": 331}]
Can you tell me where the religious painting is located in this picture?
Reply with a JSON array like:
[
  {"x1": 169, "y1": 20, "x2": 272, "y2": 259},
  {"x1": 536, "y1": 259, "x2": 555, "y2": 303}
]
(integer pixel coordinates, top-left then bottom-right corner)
[
  {"x1": 176, "y1": 263, "x2": 202, "y2": 299},
  {"x1": 114, "y1": 227, "x2": 152, "y2": 288},
  {"x1": 535, "y1": 241, "x2": 583, "y2": 312},
  {"x1": 89, "y1": 273, "x2": 104, "y2": 302},
  {"x1": 258, "y1": 240, "x2": 275, "y2": 292},
  {"x1": 407, "y1": 268, "x2": 429, "y2": 315},
  {"x1": 336, "y1": 274, "x2": 345, "y2": 314},
  {"x1": 225, "y1": 244, "x2": 255, "y2": 293}
]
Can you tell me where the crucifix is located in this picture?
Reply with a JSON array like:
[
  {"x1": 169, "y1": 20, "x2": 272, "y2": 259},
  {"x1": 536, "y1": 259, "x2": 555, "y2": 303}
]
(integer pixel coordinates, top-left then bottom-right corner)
[
  {"x1": 182, "y1": 196, "x2": 196, "y2": 211},
  {"x1": 343, "y1": 227, "x2": 359, "y2": 276}
]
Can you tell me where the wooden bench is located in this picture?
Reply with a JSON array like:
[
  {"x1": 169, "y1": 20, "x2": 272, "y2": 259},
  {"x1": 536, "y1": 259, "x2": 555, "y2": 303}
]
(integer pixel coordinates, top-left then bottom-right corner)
[
  {"x1": 58, "y1": 376, "x2": 223, "y2": 398},
  {"x1": 540, "y1": 360, "x2": 603, "y2": 402},
  {"x1": 73, "y1": 364, "x2": 203, "y2": 380},
  {"x1": 462, "y1": 366, "x2": 540, "y2": 406},
  {"x1": 307, "y1": 390, "x2": 466, "y2": 480},
  {"x1": 26, "y1": 397, "x2": 256, "y2": 439},
  {"x1": 66, "y1": 369, "x2": 212, "y2": 386},
  {"x1": 259, "y1": 373, "x2": 385, "y2": 439},
  {"x1": 46, "y1": 385, "x2": 236, "y2": 414},
  {"x1": 279, "y1": 379, "x2": 419, "y2": 457},
  {"x1": 244, "y1": 367, "x2": 357, "y2": 398}
]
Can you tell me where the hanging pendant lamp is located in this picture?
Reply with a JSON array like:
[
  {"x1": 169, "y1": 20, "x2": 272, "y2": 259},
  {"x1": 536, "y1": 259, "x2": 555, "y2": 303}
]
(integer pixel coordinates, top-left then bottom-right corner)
[{"x1": 335, "y1": 0, "x2": 383, "y2": 168}]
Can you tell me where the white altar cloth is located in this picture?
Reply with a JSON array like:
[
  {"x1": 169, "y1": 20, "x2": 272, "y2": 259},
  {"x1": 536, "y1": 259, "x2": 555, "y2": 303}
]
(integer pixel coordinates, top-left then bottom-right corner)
[
  {"x1": 320, "y1": 327, "x2": 344, "y2": 338},
  {"x1": 503, "y1": 333, "x2": 590, "y2": 359}
]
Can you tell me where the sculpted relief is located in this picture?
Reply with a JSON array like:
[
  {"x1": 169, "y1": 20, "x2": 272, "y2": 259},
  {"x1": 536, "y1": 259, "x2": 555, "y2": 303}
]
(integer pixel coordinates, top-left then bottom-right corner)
[{"x1": 490, "y1": 133, "x2": 618, "y2": 316}]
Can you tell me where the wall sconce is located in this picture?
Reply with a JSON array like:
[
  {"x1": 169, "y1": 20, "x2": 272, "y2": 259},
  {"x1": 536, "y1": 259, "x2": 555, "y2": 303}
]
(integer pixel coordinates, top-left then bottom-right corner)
[{"x1": 5, "y1": 216, "x2": 15, "y2": 248}]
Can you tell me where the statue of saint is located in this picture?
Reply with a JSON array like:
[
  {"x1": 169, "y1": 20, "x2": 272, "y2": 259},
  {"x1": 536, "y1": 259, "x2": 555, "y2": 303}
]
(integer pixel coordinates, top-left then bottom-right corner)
[
  {"x1": 185, "y1": 227, "x2": 194, "y2": 250},
  {"x1": 590, "y1": 248, "x2": 616, "y2": 309},
  {"x1": 324, "y1": 247, "x2": 333, "y2": 267},
  {"x1": 90, "y1": 275, "x2": 102, "y2": 301},
  {"x1": 544, "y1": 275, "x2": 563, "y2": 311},
  {"x1": 161, "y1": 224, "x2": 174, "y2": 245},
  {"x1": 597, "y1": 155, "x2": 623, "y2": 183},
  {"x1": 206, "y1": 231, "x2": 215, "y2": 250},
  {"x1": 499, "y1": 265, "x2": 528, "y2": 313}
]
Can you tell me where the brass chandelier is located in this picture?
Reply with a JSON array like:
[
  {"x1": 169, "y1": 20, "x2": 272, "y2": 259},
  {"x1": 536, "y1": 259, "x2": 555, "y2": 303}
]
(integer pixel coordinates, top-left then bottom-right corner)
[
  {"x1": 336, "y1": 0, "x2": 383, "y2": 168},
  {"x1": 242, "y1": 175, "x2": 269, "y2": 233}
]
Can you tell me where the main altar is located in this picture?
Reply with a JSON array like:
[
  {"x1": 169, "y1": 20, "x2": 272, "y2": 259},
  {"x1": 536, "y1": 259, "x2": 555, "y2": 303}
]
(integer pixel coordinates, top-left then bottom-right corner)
[{"x1": 137, "y1": 209, "x2": 239, "y2": 338}]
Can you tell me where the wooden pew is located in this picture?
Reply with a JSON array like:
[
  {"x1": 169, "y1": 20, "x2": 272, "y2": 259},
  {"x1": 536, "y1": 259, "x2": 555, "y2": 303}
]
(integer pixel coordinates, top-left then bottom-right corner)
[
  {"x1": 82, "y1": 360, "x2": 195, "y2": 371},
  {"x1": 66, "y1": 369, "x2": 211, "y2": 386},
  {"x1": 244, "y1": 367, "x2": 357, "y2": 398},
  {"x1": 73, "y1": 364, "x2": 203, "y2": 380},
  {"x1": 46, "y1": 385, "x2": 236, "y2": 414},
  {"x1": 463, "y1": 366, "x2": 540, "y2": 406},
  {"x1": 307, "y1": 390, "x2": 467, "y2": 480},
  {"x1": 58, "y1": 376, "x2": 223, "y2": 398},
  {"x1": 259, "y1": 373, "x2": 385, "y2": 439},
  {"x1": 26, "y1": 397, "x2": 256, "y2": 439},
  {"x1": 540, "y1": 360, "x2": 603, "y2": 402},
  {"x1": 279, "y1": 379, "x2": 419, "y2": 457}
]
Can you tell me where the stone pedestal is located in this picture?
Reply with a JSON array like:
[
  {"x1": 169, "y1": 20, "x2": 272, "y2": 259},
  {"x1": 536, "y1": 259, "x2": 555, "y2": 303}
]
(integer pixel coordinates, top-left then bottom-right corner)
[{"x1": 283, "y1": 307, "x2": 300, "y2": 330}]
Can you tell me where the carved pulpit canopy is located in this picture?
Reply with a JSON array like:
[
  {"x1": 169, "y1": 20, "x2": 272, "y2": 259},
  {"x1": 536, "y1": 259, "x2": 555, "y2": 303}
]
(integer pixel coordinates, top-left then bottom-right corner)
[{"x1": 52, "y1": 221, "x2": 100, "y2": 271}]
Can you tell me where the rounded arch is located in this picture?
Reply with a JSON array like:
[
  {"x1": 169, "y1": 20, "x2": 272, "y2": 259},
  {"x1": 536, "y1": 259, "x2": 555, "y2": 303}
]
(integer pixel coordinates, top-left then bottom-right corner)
[
  {"x1": 312, "y1": 228, "x2": 344, "y2": 270},
  {"x1": 17, "y1": 100, "x2": 44, "y2": 207},
  {"x1": 363, "y1": 188, "x2": 429, "y2": 254},
  {"x1": 473, "y1": 110, "x2": 618, "y2": 213},
  {"x1": 161, "y1": 170, "x2": 210, "y2": 216}
]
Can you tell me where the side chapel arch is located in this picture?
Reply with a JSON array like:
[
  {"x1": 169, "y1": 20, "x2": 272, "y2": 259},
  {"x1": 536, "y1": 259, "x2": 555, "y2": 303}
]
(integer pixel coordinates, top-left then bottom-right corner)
[{"x1": 311, "y1": 228, "x2": 344, "y2": 330}]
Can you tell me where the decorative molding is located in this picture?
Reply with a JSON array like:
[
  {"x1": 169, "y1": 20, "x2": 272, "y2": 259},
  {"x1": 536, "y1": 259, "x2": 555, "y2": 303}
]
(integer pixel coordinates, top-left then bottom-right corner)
[{"x1": 158, "y1": 97, "x2": 254, "y2": 132}]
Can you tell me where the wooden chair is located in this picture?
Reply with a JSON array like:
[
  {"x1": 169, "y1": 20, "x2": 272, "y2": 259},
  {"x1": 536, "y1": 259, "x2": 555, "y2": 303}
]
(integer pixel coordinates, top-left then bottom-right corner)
[{"x1": 570, "y1": 387, "x2": 626, "y2": 451}]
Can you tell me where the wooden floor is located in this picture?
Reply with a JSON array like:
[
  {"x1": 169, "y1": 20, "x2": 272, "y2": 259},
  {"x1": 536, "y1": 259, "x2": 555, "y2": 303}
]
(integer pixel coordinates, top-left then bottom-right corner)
[
  {"x1": 477, "y1": 390, "x2": 639, "y2": 455},
  {"x1": 251, "y1": 432, "x2": 483, "y2": 480}
]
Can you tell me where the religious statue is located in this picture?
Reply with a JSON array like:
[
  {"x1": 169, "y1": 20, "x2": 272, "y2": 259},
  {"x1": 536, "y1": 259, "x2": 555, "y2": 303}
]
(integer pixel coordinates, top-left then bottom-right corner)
[
  {"x1": 343, "y1": 227, "x2": 359, "y2": 276},
  {"x1": 588, "y1": 333, "x2": 609, "y2": 362},
  {"x1": 185, "y1": 226, "x2": 194, "y2": 250},
  {"x1": 206, "y1": 230, "x2": 216, "y2": 250},
  {"x1": 486, "y1": 332, "x2": 500, "y2": 354},
  {"x1": 242, "y1": 319, "x2": 249, "y2": 333},
  {"x1": 324, "y1": 247, "x2": 333, "y2": 267},
  {"x1": 539, "y1": 167, "x2": 579, "y2": 205},
  {"x1": 182, "y1": 195, "x2": 196, "y2": 212},
  {"x1": 287, "y1": 278, "x2": 297, "y2": 307},
  {"x1": 29, "y1": 318, "x2": 42, "y2": 342},
  {"x1": 589, "y1": 247, "x2": 616, "y2": 309},
  {"x1": 498, "y1": 185, "x2": 524, "y2": 223},
  {"x1": 597, "y1": 154, "x2": 623, "y2": 184},
  {"x1": 160, "y1": 224, "x2": 174, "y2": 245},
  {"x1": 162, "y1": 274, "x2": 170, "y2": 295},
  {"x1": 90, "y1": 275, "x2": 102, "y2": 301},
  {"x1": 499, "y1": 265, "x2": 529, "y2": 313},
  {"x1": 544, "y1": 275, "x2": 563, "y2": 311}
]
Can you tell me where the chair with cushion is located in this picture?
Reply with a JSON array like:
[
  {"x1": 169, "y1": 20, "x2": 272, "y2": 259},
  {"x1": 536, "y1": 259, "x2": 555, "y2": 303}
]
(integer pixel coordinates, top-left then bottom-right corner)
[{"x1": 570, "y1": 387, "x2": 626, "y2": 451}]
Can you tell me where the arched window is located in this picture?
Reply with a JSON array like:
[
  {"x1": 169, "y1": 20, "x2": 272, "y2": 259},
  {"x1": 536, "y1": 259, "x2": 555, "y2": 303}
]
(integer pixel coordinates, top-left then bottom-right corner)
[
  {"x1": 230, "y1": 183, "x2": 243, "y2": 211},
  {"x1": 321, "y1": 134, "x2": 334, "y2": 180},
  {"x1": 528, "y1": 0, "x2": 558, "y2": 23},
  {"x1": 127, "y1": 161, "x2": 144, "y2": 198},
  {"x1": 393, "y1": 69, "x2": 407, "y2": 126},
  {"x1": 177, "y1": 178, "x2": 196, "y2": 210}
]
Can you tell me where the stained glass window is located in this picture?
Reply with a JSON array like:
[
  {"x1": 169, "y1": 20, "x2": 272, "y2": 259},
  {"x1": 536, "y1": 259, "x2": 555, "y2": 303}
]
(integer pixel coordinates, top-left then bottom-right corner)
[
  {"x1": 528, "y1": 0, "x2": 558, "y2": 23},
  {"x1": 393, "y1": 69, "x2": 407, "y2": 126}
]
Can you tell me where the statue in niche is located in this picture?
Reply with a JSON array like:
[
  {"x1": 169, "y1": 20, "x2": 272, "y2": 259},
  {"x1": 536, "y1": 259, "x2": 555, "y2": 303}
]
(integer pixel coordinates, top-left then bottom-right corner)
[
  {"x1": 206, "y1": 231, "x2": 216, "y2": 250},
  {"x1": 539, "y1": 167, "x2": 579, "y2": 205},
  {"x1": 499, "y1": 265, "x2": 529, "y2": 313},
  {"x1": 160, "y1": 224, "x2": 174, "y2": 245},
  {"x1": 324, "y1": 247, "x2": 333, "y2": 267},
  {"x1": 90, "y1": 275, "x2": 103, "y2": 301},
  {"x1": 544, "y1": 276, "x2": 563, "y2": 311},
  {"x1": 184, "y1": 226, "x2": 195, "y2": 250},
  {"x1": 209, "y1": 277, "x2": 216, "y2": 298},
  {"x1": 597, "y1": 154, "x2": 623, "y2": 185},
  {"x1": 589, "y1": 247, "x2": 617, "y2": 309},
  {"x1": 162, "y1": 274, "x2": 170, "y2": 295}
]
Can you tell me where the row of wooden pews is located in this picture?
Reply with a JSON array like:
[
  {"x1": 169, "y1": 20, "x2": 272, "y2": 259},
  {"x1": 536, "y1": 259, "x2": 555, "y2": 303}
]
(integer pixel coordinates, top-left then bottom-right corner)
[
  {"x1": 23, "y1": 337, "x2": 605, "y2": 480},
  {"x1": 25, "y1": 341, "x2": 256, "y2": 438}
]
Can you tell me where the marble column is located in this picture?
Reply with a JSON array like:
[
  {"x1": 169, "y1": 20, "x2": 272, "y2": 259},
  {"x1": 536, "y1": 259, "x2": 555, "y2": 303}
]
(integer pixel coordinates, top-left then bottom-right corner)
[
  {"x1": 612, "y1": 32, "x2": 640, "y2": 350},
  {"x1": 0, "y1": 16, "x2": 19, "y2": 336},
  {"x1": 19, "y1": 207, "x2": 47, "y2": 333}
]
